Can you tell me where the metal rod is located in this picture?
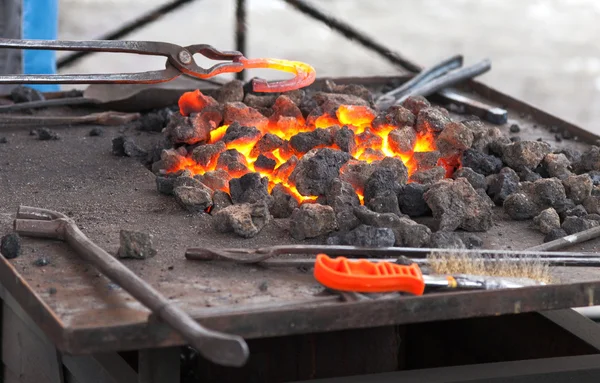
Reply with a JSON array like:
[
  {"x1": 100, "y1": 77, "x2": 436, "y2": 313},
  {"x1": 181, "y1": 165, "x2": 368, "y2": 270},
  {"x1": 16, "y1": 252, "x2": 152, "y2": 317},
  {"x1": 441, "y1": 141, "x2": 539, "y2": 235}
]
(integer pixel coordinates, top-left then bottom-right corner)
[
  {"x1": 0, "y1": 111, "x2": 140, "y2": 126},
  {"x1": 527, "y1": 226, "x2": 600, "y2": 251},
  {"x1": 235, "y1": 0, "x2": 247, "y2": 81},
  {"x1": 14, "y1": 206, "x2": 249, "y2": 367},
  {"x1": 57, "y1": 0, "x2": 197, "y2": 68},
  {"x1": 281, "y1": 0, "x2": 422, "y2": 73}
]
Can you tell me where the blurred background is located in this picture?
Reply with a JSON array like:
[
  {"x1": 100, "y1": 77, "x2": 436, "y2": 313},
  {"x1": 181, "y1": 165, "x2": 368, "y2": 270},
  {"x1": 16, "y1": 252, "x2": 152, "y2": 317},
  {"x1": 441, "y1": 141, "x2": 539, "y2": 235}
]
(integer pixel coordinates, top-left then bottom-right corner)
[{"x1": 58, "y1": 0, "x2": 600, "y2": 134}]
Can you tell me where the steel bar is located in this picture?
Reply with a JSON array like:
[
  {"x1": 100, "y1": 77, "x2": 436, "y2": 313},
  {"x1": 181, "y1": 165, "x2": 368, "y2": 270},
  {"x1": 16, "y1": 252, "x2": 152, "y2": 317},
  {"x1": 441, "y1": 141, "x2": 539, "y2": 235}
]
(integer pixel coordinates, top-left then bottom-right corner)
[
  {"x1": 528, "y1": 226, "x2": 600, "y2": 251},
  {"x1": 281, "y1": 0, "x2": 422, "y2": 73},
  {"x1": 58, "y1": 0, "x2": 198, "y2": 68},
  {"x1": 0, "y1": 111, "x2": 140, "y2": 126},
  {"x1": 235, "y1": 0, "x2": 247, "y2": 82},
  {"x1": 13, "y1": 206, "x2": 249, "y2": 367},
  {"x1": 435, "y1": 88, "x2": 508, "y2": 124}
]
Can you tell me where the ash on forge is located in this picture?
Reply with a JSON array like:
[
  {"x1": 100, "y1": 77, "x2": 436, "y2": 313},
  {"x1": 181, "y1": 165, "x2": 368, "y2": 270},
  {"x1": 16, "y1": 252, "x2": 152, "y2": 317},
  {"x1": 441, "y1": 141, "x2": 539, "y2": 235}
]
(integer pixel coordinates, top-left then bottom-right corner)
[{"x1": 151, "y1": 79, "x2": 598, "y2": 249}]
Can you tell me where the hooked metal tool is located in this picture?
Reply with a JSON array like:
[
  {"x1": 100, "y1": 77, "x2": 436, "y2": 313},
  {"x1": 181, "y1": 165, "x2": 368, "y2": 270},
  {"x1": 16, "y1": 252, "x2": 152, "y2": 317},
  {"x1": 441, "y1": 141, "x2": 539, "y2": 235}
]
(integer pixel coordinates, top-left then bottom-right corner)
[{"x1": 0, "y1": 39, "x2": 316, "y2": 92}]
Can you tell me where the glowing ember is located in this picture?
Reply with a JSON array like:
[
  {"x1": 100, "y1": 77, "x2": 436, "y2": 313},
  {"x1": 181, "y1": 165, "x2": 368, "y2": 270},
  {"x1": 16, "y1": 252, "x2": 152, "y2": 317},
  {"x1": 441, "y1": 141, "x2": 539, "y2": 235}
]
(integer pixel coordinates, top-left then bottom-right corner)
[{"x1": 169, "y1": 90, "x2": 446, "y2": 204}]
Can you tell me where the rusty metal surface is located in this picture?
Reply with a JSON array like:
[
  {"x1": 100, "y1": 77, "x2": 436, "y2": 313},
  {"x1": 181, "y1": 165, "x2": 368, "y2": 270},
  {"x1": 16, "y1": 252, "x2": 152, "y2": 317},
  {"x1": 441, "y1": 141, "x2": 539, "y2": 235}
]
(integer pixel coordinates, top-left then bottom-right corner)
[{"x1": 0, "y1": 76, "x2": 599, "y2": 354}]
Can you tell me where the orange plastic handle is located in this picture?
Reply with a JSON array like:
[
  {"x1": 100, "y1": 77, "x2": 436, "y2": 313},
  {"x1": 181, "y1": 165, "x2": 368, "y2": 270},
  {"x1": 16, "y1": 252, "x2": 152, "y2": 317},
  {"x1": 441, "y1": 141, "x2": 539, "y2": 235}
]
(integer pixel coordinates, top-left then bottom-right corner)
[{"x1": 313, "y1": 254, "x2": 426, "y2": 295}]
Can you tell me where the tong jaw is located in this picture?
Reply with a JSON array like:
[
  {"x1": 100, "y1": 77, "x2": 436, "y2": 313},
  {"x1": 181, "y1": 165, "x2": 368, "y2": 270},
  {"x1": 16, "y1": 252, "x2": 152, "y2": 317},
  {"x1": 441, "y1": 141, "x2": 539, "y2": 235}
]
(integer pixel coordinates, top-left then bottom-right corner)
[{"x1": 170, "y1": 44, "x2": 245, "y2": 79}]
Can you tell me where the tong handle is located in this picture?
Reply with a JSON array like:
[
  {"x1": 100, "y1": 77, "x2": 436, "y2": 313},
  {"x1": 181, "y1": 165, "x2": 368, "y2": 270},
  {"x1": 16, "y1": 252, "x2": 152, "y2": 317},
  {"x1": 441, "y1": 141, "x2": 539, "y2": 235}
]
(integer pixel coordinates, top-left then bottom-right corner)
[{"x1": 0, "y1": 38, "x2": 180, "y2": 56}]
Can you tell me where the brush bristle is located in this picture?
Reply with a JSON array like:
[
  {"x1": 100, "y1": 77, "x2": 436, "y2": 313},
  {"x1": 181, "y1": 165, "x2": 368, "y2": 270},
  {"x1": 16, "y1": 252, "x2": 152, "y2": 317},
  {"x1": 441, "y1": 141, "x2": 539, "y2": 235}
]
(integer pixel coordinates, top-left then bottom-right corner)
[{"x1": 427, "y1": 251, "x2": 552, "y2": 284}]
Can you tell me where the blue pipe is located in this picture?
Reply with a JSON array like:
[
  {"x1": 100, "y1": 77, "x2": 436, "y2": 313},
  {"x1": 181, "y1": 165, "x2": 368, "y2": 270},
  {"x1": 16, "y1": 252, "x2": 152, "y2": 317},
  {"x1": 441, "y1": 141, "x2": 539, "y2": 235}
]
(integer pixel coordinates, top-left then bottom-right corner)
[{"x1": 22, "y1": 0, "x2": 60, "y2": 92}]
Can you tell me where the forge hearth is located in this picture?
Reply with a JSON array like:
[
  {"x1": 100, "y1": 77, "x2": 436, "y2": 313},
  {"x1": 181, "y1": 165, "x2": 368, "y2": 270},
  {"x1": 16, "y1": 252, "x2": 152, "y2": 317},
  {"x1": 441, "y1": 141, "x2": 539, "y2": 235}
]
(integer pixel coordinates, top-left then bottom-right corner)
[{"x1": 146, "y1": 78, "x2": 600, "y2": 249}]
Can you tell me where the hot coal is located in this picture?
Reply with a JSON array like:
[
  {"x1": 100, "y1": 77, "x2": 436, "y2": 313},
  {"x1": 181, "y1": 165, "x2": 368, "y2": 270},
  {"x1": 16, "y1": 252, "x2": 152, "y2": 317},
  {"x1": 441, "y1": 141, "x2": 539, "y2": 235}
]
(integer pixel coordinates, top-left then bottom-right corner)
[
  {"x1": 214, "y1": 201, "x2": 272, "y2": 238},
  {"x1": 561, "y1": 216, "x2": 599, "y2": 235},
  {"x1": 244, "y1": 93, "x2": 277, "y2": 111},
  {"x1": 544, "y1": 228, "x2": 568, "y2": 242},
  {"x1": 223, "y1": 102, "x2": 268, "y2": 131},
  {"x1": 112, "y1": 136, "x2": 147, "y2": 157},
  {"x1": 10, "y1": 85, "x2": 44, "y2": 103},
  {"x1": 0, "y1": 233, "x2": 21, "y2": 259},
  {"x1": 326, "y1": 224, "x2": 395, "y2": 247},
  {"x1": 388, "y1": 126, "x2": 417, "y2": 154},
  {"x1": 461, "y1": 149, "x2": 502, "y2": 176},
  {"x1": 211, "y1": 190, "x2": 233, "y2": 214},
  {"x1": 353, "y1": 206, "x2": 431, "y2": 247},
  {"x1": 412, "y1": 151, "x2": 441, "y2": 170},
  {"x1": 333, "y1": 126, "x2": 356, "y2": 153},
  {"x1": 173, "y1": 176, "x2": 204, "y2": 189},
  {"x1": 36, "y1": 128, "x2": 60, "y2": 141},
  {"x1": 118, "y1": 230, "x2": 157, "y2": 259},
  {"x1": 216, "y1": 149, "x2": 249, "y2": 174},
  {"x1": 366, "y1": 190, "x2": 402, "y2": 217},
  {"x1": 250, "y1": 133, "x2": 285, "y2": 158},
  {"x1": 89, "y1": 127, "x2": 104, "y2": 137},
  {"x1": 533, "y1": 208, "x2": 561, "y2": 234},
  {"x1": 229, "y1": 172, "x2": 272, "y2": 205},
  {"x1": 372, "y1": 105, "x2": 416, "y2": 130},
  {"x1": 173, "y1": 184, "x2": 213, "y2": 212},
  {"x1": 401, "y1": 96, "x2": 431, "y2": 116},
  {"x1": 486, "y1": 167, "x2": 519, "y2": 205},
  {"x1": 364, "y1": 167, "x2": 403, "y2": 203},
  {"x1": 453, "y1": 167, "x2": 486, "y2": 190},
  {"x1": 270, "y1": 95, "x2": 304, "y2": 122},
  {"x1": 289, "y1": 204, "x2": 337, "y2": 240},
  {"x1": 312, "y1": 92, "x2": 370, "y2": 115},
  {"x1": 194, "y1": 170, "x2": 230, "y2": 192},
  {"x1": 191, "y1": 141, "x2": 226, "y2": 168},
  {"x1": 415, "y1": 107, "x2": 451, "y2": 134},
  {"x1": 221, "y1": 122, "x2": 261, "y2": 145},
  {"x1": 398, "y1": 183, "x2": 430, "y2": 217},
  {"x1": 339, "y1": 160, "x2": 376, "y2": 195},
  {"x1": 428, "y1": 231, "x2": 466, "y2": 249},
  {"x1": 409, "y1": 166, "x2": 446, "y2": 185},
  {"x1": 435, "y1": 121, "x2": 474, "y2": 158},
  {"x1": 501, "y1": 141, "x2": 551, "y2": 171},
  {"x1": 290, "y1": 148, "x2": 351, "y2": 196},
  {"x1": 542, "y1": 153, "x2": 572, "y2": 179},
  {"x1": 326, "y1": 178, "x2": 361, "y2": 231},
  {"x1": 424, "y1": 178, "x2": 494, "y2": 232},
  {"x1": 563, "y1": 174, "x2": 593, "y2": 204},
  {"x1": 165, "y1": 113, "x2": 209, "y2": 145},
  {"x1": 290, "y1": 128, "x2": 333, "y2": 153},
  {"x1": 254, "y1": 154, "x2": 277, "y2": 172},
  {"x1": 217, "y1": 79, "x2": 245, "y2": 104},
  {"x1": 270, "y1": 184, "x2": 299, "y2": 218},
  {"x1": 324, "y1": 80, "x2": 373, "y2": 103}
]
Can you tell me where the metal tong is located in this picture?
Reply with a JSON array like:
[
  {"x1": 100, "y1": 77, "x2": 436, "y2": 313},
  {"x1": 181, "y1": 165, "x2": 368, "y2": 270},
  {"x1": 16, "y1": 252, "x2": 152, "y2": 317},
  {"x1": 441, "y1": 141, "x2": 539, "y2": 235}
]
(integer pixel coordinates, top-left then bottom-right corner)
[
  {"x1": 375, "y1": 55, "x2": 508, "y2": 124},
  {"x1": 0, "y1": 39, "x2": 316, "y2": 92}
]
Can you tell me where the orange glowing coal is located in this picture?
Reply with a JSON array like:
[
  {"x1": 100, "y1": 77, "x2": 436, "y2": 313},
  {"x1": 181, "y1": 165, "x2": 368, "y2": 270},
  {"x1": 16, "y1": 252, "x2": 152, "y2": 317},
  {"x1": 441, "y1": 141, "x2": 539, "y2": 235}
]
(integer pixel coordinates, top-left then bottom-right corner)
[{"x1": 170, "y1": 90, "x2": 444, "y2": 203}]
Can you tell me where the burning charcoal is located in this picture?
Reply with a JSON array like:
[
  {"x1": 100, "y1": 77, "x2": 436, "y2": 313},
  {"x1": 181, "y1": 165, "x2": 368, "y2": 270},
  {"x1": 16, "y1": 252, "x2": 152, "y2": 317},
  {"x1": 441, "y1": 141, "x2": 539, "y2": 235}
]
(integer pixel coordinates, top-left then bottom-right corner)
[
  {"x1": 173, "y1": 184, "x2": 213, "y2": 212},
  {"x1": 273, "y1": 155, "x2": 299, "y2": 181},
  {"x1": 518, "y1": 168, "x2": 542, "y2": 182},
  {"x1": 366, "y1": 190, "x2": 402, "y2": 217},
  {"x1": 324, "y1": 80, "x2": 373, "y2": 103},
  {"x1": 194, "y1": 170, "x2": 230, "y2": 191},
  {"x1": 270, "y1": 184, "x2": 299, "y2": 218},
  {"x1": 556, "y1": 148, "x2": 582, "y2": 163},
  {"x1": 290, "y1": 128, "x2": 333, "y2": 154},
  {"x1": 243, "y1": 93, "x2": 277, "y2": 109},
  {"x1": 428, "y1": 231, "x2": 466, "y2": 249},
  {"x1": 561, "y1": 216, "x2": 599, "y2": 235},
  {"x1": 333, "y1": 126, "x2": 356, "y2": 153},
  {"x1": 216, "y1": 149, "x2": 249, "y2": 175},
  {"x1": 573, "y1": 146, "x2": 600, "y2": 173},
  {"x1": 364, "y1": 168, "x2": 403, "y2": 203},
  {"x1": 401, "y1": 96, "x2": 431, "y2": 116},
  {"x1": 461, "y1": 149, "x2": 502, "y2": 176},
  {"x1": 326, "y1": 225, "x2": 395, "y2": 247},
  {"x1": 289, "y1": 204, "x2": 337, "y2": 240},
  {"x1": 353, "y1": 206, "x2": 430, "y2": 247},
  {"x1": 461, "y1": 233, "x2": 483, "y2": 249},
  {"x1": 89, "y1": 127, "x2": 104, "y2": 137},
  {"x1": 501, "y1": 141, "x2": 551, "y2": 171},
  {"x1": 165, "y1": 113, "x2": 209, "y2": 145},
  {"x1": 542, "y1": 153, "x2": 572, "y2": 179},
  {"x1": 563, "y1": 174, "x2": 593, "y2": 204},
  {"x1": 214, "y1": 201, "x2": 272, "y2": 238},
  {"x1": 152, "y1": 149, "x2": 183, "y2": 174},
  {"x1": 173, "y1": 176, "x2": 205, "y2": 189},
  {"x1": 229, "y1": 172, "x2": 272, "y2": 205},
  {"x1": 544, "y1": 228, "x2": 568, "y2": 243},
  {"x1": 270, "y1": 95, "x2": 304, "y2": 123},
  {"x1": 339, "y1": 160, "x2": 376, "y2": 195},
  {"x1": 533, "y1": 208, "x2": 561, "y2": 234},
  {"x1": 503, "y1": 193, "x2": 538, "y2": 220},
  {"x1": 415, "y1": 107, "x2": 451, "y2": 135},
  {"x1": 424, "y1": 178, "x2": 494, "y2": 231},
  {"x1": 453, "y1": 167, "x2": 486, "y2": 190},
  {"x1": 117, "y1": 230, "x2": 157, "y2": 259},
  {"x1": 112, "y1": 136, "x2": 147, "y2": 157},
  {"x1": 435, "y1": 121, "x2": 474, "y2": 158},
  {"x1": 388, "y1": 126, "x2": 416, "y2": 154},
  {"x1": 372, "y1": 105, "x2": 416, "y2": 130},
  {"x1": 290, "y1": 148, "x2": 352, "y2": 196},
  {"x1": 217, "y1": 79, "x2": 245, "y2": 103},
  {"x1": 409, "y1": 166, "x2": 446, "y2": 185},
  {"x1": 37, "y1": 128, "x2": 59, "y2": 141},
  {"x1": 412, "y1": 151, "x2": 441, "y2": 170},
  {"x1": 10, "y1": 85, "x2": 44, "y2": 103},
  {"x1": 312, "y1": 92, "x2": 370, "y2": 114},
  {"x1": 254, "y1": 154, "x2": 277, "y2": 172},
  {"x1": 377, "y1": 157, "x2": 409, "y2": 185},
  {"x1": 211, "y1": 190, "x2": 233, "y2": 214},
  {"x1": 250, "y1": 133, "x2": 285, "y2": 158},
  {"x1": 326, "y1": 178, "x2": 361, "y2": 231},
  {"x1": 221, "y1": 122, "x2": 261, "y2": 144},
  {"x1": 1, "y1": 233, "x2": 21, "y2": 259},
  {"x1": 398, "y1": 183, "x2": 431, "y2": 217},
  {"x1": 223, "y1": 102, "x2": 268, "y2": 131},
  {"x1": 360, "y1": 149, "x2": 385, "y2": 162},
  {"x1": 191, "y1": 141, "x2": 226, "y2": 168},
  {"x1": 355, "y1": 130, "x2": 383, "y2": 150},
  {"x1": 486, "y1": 167, "x2": 519, "y2": 205}
]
